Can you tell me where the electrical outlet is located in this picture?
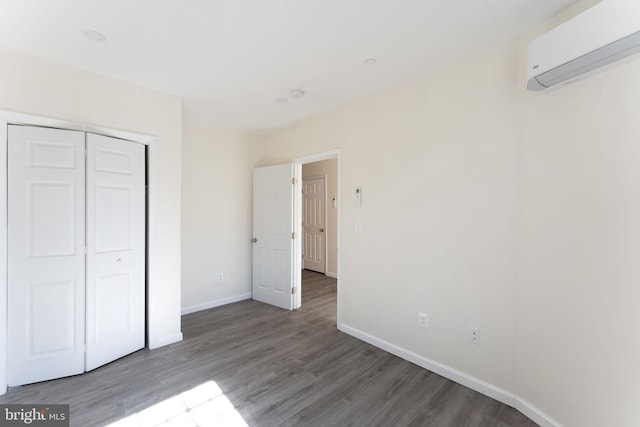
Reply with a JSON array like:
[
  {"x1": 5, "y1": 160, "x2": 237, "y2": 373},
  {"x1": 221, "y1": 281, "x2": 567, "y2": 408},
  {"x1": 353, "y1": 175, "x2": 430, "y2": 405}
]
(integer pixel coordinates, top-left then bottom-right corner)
[
  {"x1": 418, "y1": 312, "x2": 428, "y2": 328},
  {"x1": 217, "y1": 273, "x2": 224, "y2": 282},
  {"x1": 469, "y1": 327, "x2": 480, "y2": 344}
]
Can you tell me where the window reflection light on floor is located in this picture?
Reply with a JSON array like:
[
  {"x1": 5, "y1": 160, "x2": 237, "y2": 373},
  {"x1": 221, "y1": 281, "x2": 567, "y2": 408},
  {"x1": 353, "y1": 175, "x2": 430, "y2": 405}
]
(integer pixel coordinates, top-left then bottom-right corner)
[{"x1": 106, "y1": 381, "x2": 248, "y2": 427}]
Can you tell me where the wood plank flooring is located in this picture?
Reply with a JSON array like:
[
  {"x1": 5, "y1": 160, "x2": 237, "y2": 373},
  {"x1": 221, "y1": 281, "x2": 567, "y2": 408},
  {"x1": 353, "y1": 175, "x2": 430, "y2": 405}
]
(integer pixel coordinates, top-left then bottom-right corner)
[{"x1": 0, "y1": 270, "x2": 537, "y2": 426}]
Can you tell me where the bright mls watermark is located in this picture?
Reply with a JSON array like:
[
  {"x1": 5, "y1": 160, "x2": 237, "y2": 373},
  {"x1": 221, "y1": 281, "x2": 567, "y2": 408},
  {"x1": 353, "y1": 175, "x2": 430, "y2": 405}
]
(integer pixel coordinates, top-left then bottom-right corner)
[{"x1": 0, "y1": 405, "x2": 69, "y2": 426}]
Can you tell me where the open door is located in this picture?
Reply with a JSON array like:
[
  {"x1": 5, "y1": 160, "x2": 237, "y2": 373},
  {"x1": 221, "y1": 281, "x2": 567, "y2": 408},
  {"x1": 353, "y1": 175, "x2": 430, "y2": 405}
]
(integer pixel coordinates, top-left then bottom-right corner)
[{"x1": 252, "y1": 164, "x2": 297, "y2": 310}]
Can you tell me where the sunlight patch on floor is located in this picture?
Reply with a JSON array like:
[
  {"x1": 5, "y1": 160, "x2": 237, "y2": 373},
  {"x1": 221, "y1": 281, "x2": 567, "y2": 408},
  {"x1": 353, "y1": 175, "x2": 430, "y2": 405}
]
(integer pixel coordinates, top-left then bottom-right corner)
[{"x1": 106, "y1": 381, "x2": 248, "y2": 427}]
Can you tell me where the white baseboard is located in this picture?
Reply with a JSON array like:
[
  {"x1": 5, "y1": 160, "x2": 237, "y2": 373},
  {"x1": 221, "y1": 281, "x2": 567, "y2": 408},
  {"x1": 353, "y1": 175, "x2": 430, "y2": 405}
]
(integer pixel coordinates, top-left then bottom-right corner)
[
  {"x1": 338, "y1": 323, "x2": 514, "y2": 406},
  {"x1": 181, "y1": 293, "x2": 252, "y2": 315},
  {"x1": 149, "y1": 332, "x2": 183, "y2": 350},
  {"x1": 515, "y1": 398, "x2": 561, "y2": 427},
  {"x1": 325, "y1": 272, "x2": 338, "y2": 279},
  {"x1": 337, "y1": 323, "x2": 560, "y2": 426}
]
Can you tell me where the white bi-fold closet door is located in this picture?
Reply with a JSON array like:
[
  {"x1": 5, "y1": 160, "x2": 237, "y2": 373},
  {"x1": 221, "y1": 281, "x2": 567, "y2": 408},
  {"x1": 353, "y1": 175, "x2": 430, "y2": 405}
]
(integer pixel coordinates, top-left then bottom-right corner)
[{"x1": 7, "y1": 125, "x2": 146, "y2": 386}]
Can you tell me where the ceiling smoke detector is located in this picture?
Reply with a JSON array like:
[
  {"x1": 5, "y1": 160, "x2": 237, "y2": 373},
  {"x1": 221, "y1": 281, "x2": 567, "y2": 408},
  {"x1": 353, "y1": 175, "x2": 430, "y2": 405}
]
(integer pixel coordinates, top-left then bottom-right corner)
[
  {"x1": 364, "y1": 58, "x2": 377, "y2": 66},
  {"x1": 82, "y1": 29, "x2": 107, "y2": 43},
  {"x1": 290, "y1": 89, "x2": 305, "y2": 99}
]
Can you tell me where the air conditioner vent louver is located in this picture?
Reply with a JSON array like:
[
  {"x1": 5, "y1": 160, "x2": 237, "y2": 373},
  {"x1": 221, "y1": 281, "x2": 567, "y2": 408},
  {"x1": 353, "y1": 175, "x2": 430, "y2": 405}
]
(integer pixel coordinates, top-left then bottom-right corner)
[{"x1": 527, "y1": 1, "x2": 640, "y2": 91}]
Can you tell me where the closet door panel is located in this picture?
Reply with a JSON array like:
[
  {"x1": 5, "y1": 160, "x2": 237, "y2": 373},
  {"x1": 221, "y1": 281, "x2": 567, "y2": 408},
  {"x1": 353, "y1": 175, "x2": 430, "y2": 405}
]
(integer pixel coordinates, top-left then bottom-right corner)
[
  {"x1": 7, "y1": 125, "x2": 86, "y2": 386},
  {"x1": 85, "y1": 133, "x2": 145, "y2": 371}
]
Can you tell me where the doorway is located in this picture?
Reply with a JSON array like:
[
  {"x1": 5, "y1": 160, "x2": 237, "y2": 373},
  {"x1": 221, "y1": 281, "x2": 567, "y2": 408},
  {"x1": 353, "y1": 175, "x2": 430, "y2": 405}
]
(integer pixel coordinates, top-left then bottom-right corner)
[
  {"x1": 250, "y1": 149, "x2": 341, "y2": 322},
  {"x1": 294, "y1": 150, "x2": 341, "y2": 324}
]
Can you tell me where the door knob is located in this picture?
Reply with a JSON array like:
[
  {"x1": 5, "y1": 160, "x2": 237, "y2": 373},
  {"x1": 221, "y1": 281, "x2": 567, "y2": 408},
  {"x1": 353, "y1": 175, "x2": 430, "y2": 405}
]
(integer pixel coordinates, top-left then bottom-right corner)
[
  {"x1": 251, "y1": 238, "x2": 258, "y2": 243},
  {"x1": 319, "y1": 228, "x2": 324, "y2": 232}
]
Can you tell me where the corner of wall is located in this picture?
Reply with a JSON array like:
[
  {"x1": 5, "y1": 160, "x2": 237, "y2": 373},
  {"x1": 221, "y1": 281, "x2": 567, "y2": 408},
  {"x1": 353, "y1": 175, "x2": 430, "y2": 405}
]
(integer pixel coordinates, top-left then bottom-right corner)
[
  {"x1": 515, "y1": 398, "x2": 562, "y2": 427},
  {"x1": 250, "y1": 134, "x2": 268, "y2": 167}
]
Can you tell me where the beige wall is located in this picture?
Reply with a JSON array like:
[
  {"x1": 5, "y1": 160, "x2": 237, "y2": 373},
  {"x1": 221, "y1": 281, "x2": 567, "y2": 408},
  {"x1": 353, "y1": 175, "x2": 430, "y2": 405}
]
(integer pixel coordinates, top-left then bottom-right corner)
[
  {"x1": 514, "y1": 30, "x2": 640, "y2": 427},
  {"x1": 0, "y1": 45, "x2": 183, "y2": 389},
  {"x1": 302, "y1": 159, "x2": 338, "y2": 277},
  {"x1": 181, "y1": 120, "x2": 261, "y2": 312},
  {"x1": 515, "y1": 58, "x2": 640, "y2": 426},
  {"x1": 262, "y1": 42, "x2": 520, "y2": 395},
  {"x1": 260, "y1": 13, "x2": 640, "y2": 426}
]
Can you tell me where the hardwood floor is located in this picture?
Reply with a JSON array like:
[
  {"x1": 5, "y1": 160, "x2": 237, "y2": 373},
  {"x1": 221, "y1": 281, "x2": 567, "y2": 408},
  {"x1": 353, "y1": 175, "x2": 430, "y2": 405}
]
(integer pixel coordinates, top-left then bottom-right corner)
[{"x1": 1, "y1": 270, "x2": 537, "y2": 426}]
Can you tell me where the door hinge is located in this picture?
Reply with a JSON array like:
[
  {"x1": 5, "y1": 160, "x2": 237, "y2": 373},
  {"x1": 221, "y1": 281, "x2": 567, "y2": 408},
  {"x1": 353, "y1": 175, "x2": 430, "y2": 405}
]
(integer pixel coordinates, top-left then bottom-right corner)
[
  {"x1": 291, "y1": 287, "x2": 297, "y2": 295},
  {"x1": 292, "y1": 177, "x2": 297, "y2": 185},
  {"x1": 292, "y1": 232, "x2": 296, "y2": 239}
]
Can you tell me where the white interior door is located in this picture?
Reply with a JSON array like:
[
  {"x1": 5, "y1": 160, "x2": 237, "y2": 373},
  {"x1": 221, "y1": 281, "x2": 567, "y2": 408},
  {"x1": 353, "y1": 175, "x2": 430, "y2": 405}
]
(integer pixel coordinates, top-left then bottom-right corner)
[
  {"x1": 85, "y1": 133, "x2": 146, "y2": 371},
  {"x1": 252, "y1": 164, "x2": 295, "y2": 310},
  {"x1": 303, "y1": 177, "x2": 326, "y2": 273},
  {"x1": 7, "y1": 125, "x2": 86, "y2": 386}
]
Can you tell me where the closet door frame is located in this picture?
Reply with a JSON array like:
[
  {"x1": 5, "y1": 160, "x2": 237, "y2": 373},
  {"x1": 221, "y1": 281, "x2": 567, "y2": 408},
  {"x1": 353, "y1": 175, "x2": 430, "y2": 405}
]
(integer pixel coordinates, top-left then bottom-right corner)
[{"x1": 0, "y1": 111, "x2": 158, "y2": 395}]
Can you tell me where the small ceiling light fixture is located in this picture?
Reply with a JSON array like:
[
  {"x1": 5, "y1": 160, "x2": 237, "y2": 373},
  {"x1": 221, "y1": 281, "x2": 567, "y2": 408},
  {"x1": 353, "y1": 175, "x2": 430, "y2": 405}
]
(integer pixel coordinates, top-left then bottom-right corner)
[
  {"x1": 276, "y1": 97, "x2": 288, "y2": 104},
  {"x1": 290, "y1": 89, "x2": 305, "y2": 99},
  {"x1": 82, "y1": 29, "x2": 108, "y2": 43},
  {"x1": 364, "y1": 58, "x2": 377, "y2": 66}
]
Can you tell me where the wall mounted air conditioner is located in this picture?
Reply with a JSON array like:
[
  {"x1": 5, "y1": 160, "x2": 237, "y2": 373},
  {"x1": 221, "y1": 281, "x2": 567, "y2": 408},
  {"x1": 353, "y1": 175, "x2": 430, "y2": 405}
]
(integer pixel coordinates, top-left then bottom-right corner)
[{"x1": 527, "y1": 0, "x2": 640, "y2": 91}]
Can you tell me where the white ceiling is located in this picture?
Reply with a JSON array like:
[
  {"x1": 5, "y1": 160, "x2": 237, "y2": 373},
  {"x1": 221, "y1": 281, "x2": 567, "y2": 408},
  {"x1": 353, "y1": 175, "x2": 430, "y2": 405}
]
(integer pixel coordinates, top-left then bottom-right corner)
[{"x1": 0, "y1": 0, "x2": 577, "y2": 132}]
